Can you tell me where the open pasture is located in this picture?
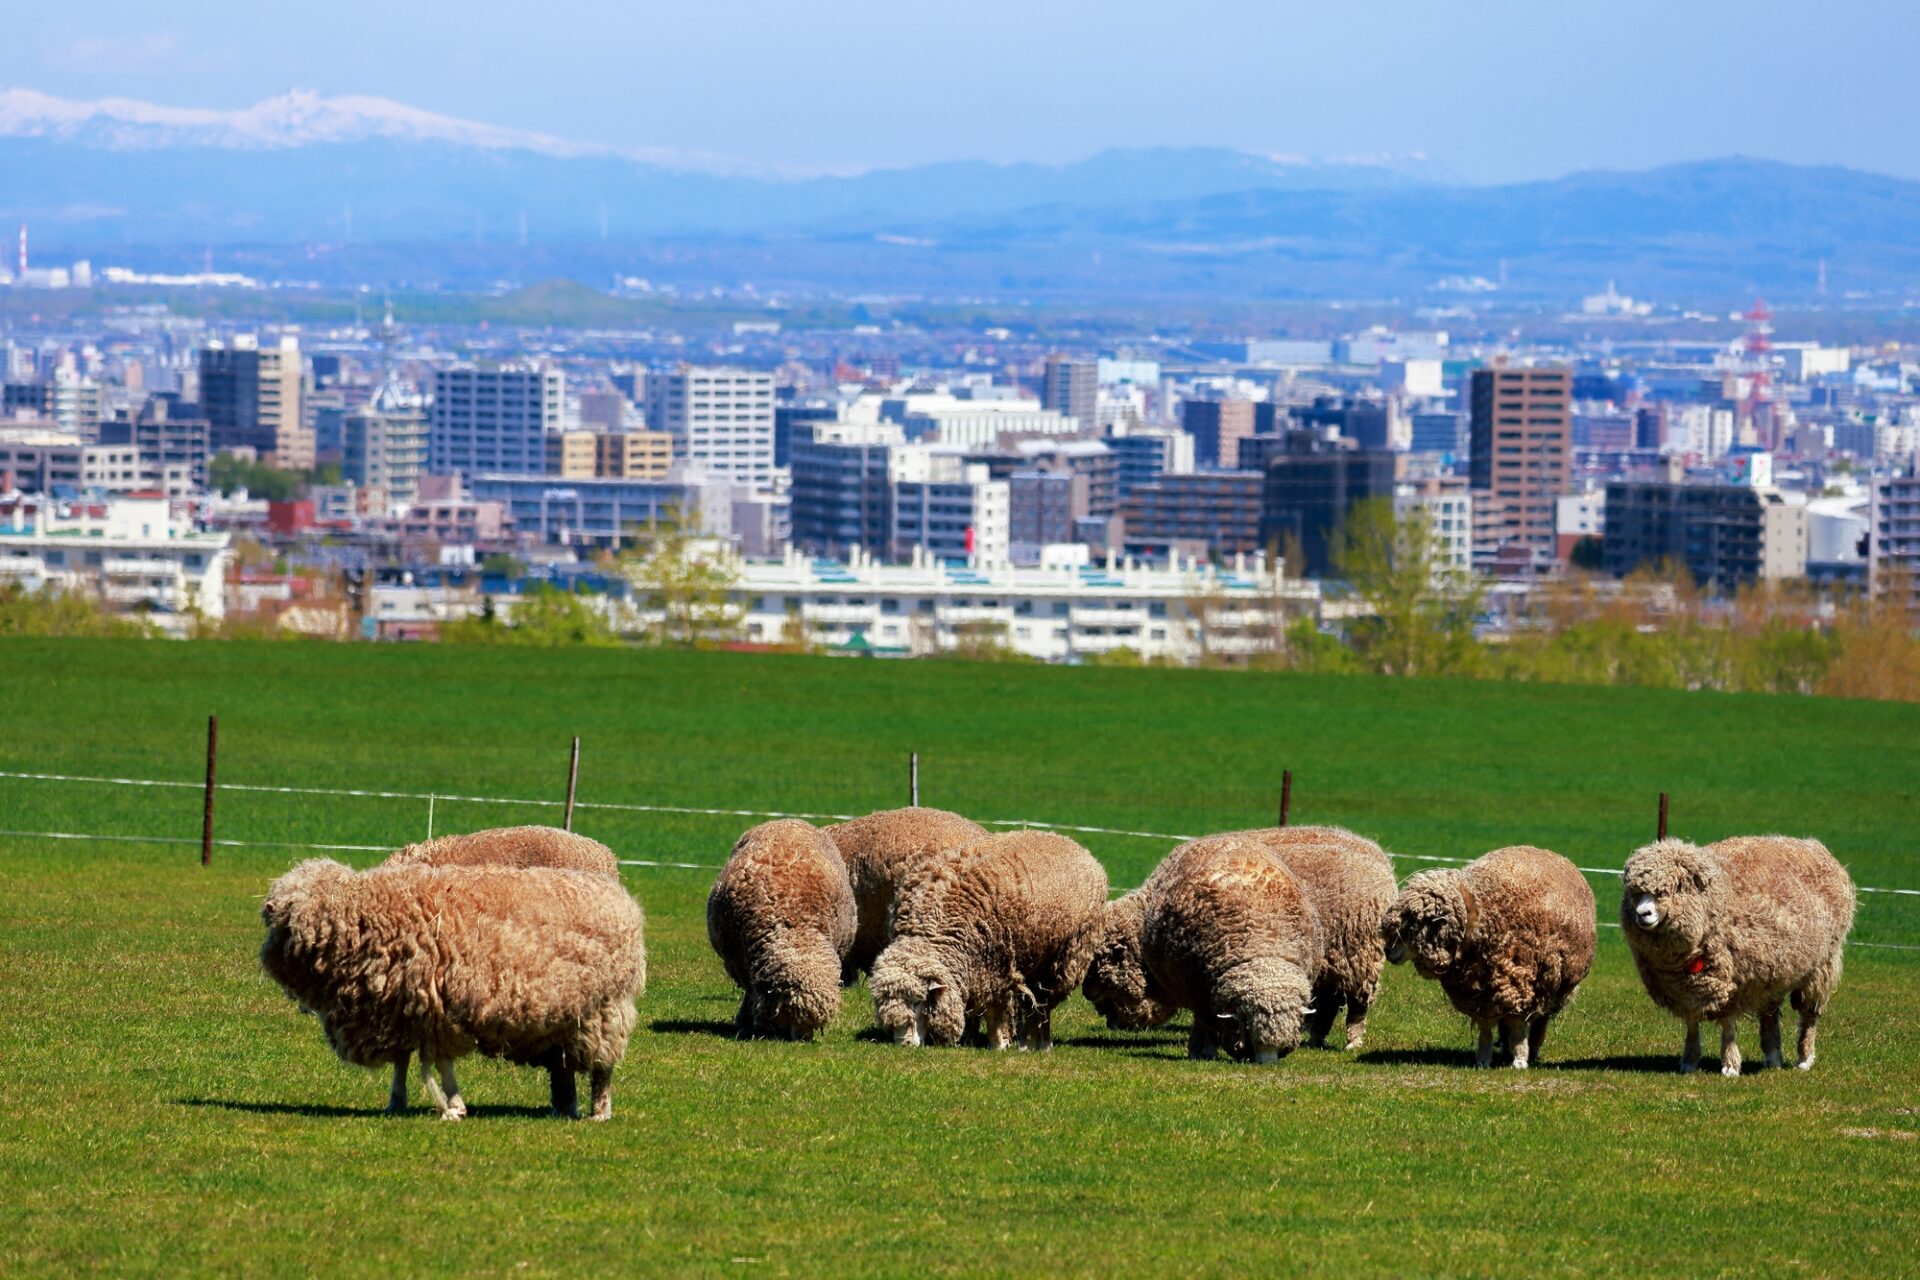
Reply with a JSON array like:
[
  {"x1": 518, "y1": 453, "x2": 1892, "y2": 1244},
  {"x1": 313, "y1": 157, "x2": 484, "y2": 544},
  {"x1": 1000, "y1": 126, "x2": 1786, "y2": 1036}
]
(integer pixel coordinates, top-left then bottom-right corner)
[{"x1": 1, "y1": 638, "x2": 1916, "y2": 1276}]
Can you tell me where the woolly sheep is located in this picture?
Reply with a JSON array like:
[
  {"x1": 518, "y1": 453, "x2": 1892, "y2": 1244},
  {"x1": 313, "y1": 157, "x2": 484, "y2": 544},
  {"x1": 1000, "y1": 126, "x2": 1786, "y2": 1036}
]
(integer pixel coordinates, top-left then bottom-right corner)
[
  {"x1": 1139, "y1": 835, "x2": 1326, "y2": 1063},
  {"x1": 707, "y1": 819, "x2": 857, "y2": 1041},
  {"x1": 1233, "y1": 827, "x2": 1398, "y2": 1051},
  {"x1": 261, "y1": 859, "x2": 646, "y2": 1120},
  {"x1": 1620, "y1": 836, "x2": 1855, "y2": 1076},
  {"x1": 824, "y1": 806, "x2": 988, "y2": 980},
  {"x1": 1381, "y1": 845, "x2": 1596, "y2": 1069},
  {"x1": 871, "y1": 830, "x2": 1108, "y2": 1051},
  {"x1": 384, "y1": 825, "x2": 620, "y2": 877},
  {"x1": 1081, "y1": 886, "x2": 1178, "y2": 1032}
]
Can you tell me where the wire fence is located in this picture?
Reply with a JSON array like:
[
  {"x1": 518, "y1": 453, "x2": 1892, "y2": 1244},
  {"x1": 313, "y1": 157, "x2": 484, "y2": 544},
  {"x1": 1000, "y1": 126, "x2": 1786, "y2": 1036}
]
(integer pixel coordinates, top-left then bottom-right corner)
[{"x1": 1, "y1": 761, "x2": 1915, "y2": 951}]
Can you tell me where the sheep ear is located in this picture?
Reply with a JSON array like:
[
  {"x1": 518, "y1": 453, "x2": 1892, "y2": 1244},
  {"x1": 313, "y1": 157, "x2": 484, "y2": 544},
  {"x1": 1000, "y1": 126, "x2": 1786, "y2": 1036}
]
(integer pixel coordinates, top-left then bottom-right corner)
[
  {"x1": 1458, "y1": 883, "x2": 1478, "y2": 935},
  {"x1": 1214, "y1": 1011, "x2": 1237, "y2": 1020},
  {"x1": 926, "y1": 982, "x2": 945, "y2": 995}
]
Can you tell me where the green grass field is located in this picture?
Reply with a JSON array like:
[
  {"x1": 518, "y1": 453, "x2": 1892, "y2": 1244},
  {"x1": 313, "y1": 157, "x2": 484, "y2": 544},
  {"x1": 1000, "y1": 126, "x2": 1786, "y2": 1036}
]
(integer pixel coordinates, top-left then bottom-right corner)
[{"x1": 2, "y1": 638, "x2": 1916, "y2": 1277}]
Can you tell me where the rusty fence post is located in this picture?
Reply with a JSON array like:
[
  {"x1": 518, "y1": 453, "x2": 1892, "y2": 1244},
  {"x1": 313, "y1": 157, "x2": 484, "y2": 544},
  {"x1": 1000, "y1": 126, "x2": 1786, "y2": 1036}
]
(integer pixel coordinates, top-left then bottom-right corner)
[
  {"x1": 201, "y1": 714, "x2": 218, "y2": 866},
  {"x1": 564, "y1": 737, "x2": 581, "y2": 832},
  {"x1": 1657, "y1": 792, "x2": 1669, "y2": 842},
  {"x1": 1278, "y1": 769, "x2": 1292, "y2": 828}
]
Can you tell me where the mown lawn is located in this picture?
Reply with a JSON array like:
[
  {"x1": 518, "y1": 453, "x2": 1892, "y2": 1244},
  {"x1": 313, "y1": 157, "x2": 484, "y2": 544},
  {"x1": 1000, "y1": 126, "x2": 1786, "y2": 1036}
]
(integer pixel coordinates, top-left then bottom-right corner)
[{"x1": 1, "y1": 639, "x2": 1915, "y2": 1277}]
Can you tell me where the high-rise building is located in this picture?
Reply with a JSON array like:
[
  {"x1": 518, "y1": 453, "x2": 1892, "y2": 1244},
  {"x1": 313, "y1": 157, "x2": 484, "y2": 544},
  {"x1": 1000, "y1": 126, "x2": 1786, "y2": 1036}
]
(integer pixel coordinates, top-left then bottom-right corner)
[
  {"x1": 1603, "y1": 473, "x2": 1808, "y2": 592},
  {"x1": 775, "y1": 401, "x2": 838, "y2": 469},
  {"x1": 1106, "y1": 428, "x2": 1194, "y2": 499},
  {"x1": 199, "y1": 336, "x2": 310, "y2": 469},
  {"x1": 1181, "y1": 399, "x2": 1256, "y2": 468},
  {"x1": 1120, "y1": 470, "x2": 1265, "y2": 558},
  {"x1": 427, "y1": 363, "x2": 565, "y2": 477},
  {"x1": 1040, "y1": 355, "x2": 1097, "y2": 431},
  {"x1": 342, "y1": 393, "x2": 428, "y2": 508},
  {"x1": 1258, "y1": 435, "x2": 1398, "y2": 577},
  {"x1": 789, "y1": 421, "x2": 905, "y2": 559},
  {"x1": 1468, "y1": 366, "x2": 1572, "y2": 570},
  {"x1": 594, "y1": 430, "x2": 674, "y2": 481},
  {"x1": 1867, "y1": 475, "x2": 1920, "y2": 607},
  {"x1": 1008, "y1": 469, "x2": 1087, "y2": 556},
  {"x1": 1410, "y1": 411, "x2": 1469, "y2": 457},
  {"x1": 892, "y1": 454, "x2": 1009, "y2": 565},
  {"x1": 544, "y1": 430, "x2": 598, "y2": 479},
  {"x1": 645, "y1": 364, "x2": 777, "y2": 489}
]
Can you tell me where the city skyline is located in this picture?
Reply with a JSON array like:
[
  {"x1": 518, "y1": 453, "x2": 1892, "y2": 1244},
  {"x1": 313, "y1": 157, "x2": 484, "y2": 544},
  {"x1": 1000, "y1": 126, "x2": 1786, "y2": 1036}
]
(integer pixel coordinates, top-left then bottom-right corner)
[{"x1": 3, "y1": 0, "x2": 1918, "y2": 183}]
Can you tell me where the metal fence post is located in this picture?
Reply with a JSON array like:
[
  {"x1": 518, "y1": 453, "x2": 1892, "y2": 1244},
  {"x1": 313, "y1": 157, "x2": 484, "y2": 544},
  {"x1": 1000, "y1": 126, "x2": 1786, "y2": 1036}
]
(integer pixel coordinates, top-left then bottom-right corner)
[
  {"x1": 1658, "y1": 792, "x2": 1669, "y2": 842},
  {"x1": 564, "y1": 737, "x2": 581, "y2": 832},
  {"x1": 200, "y1": 714, "x2": 218, "y2": 866},
  {"x1": 910, "y1": 751, "x2": 920, "y2": 807},
  {"x1": 1278, "y1": 769, "x2": 1292, "y2": 828}
]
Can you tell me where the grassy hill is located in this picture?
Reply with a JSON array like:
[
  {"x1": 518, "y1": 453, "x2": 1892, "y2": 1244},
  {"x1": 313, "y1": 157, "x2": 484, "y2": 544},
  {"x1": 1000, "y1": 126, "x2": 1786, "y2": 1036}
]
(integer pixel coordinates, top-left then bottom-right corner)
[{"x1": 1, "y1": 639, "x2": 1915, "y2": 1275}]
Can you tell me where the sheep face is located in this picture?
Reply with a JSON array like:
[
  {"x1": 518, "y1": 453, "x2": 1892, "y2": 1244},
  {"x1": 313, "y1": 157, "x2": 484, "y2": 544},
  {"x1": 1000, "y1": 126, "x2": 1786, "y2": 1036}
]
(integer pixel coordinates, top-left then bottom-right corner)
[
  {"x1": 260, "y1": 859, "x2": 355, "y2": 1009},
  {"x1": 1081, "y1": 899, "x2": 1177, "y2": 1031},
  {"x1": 1381, "y1": 872, "x2": 1473, "y2": 978},
  {"x1": 1621, "y1": 841, "x2": 1718, "y2": 957},
  {"x1": 1215, "y1": 961, "x2": 1314, "y2": 1063},
  {"x1": 870, "y1": 942, "x2": 965, "y2": 1047},
  {"x1": 752, "y1": 935, "x2": 844, "y2": 1042}
]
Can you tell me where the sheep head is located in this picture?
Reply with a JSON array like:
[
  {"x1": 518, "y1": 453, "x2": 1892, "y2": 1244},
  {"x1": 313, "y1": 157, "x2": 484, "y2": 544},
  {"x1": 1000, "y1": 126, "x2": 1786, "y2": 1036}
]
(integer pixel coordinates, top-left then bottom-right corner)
[
  {"x1": 1215, "y1": 960, "x2": 1315, "y2": 1064},
  {"x1": 259, "y1": 858, "x2": 355, "y2": 1009},
  {"x1": 1621, "y1": 839, "x2": 1719, "y2": 958},
  {"x1": 870, "y1": 938, "x2": 965, "y2": 1047},
  {"x1": 1381, "y1": 870, "x2": 1474, "y2": 977},
  {"x1": 1081, "y1": 893, "x2": 1177, "y2": 1031}
]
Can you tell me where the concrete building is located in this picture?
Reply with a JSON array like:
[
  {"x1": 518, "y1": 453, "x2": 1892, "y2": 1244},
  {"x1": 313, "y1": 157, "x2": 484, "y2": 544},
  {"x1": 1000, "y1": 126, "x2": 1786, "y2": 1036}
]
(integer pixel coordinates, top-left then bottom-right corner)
[
  {"x1": 1410, "y1": 411, "x2": 1468, "y2": 457},
  {"x1": 121, "y1": 398, "x2": 210, "y2": 495},
  {"x1": 645, "y1": 365, "x2": 777, "y2": 490},
  {"x1": 0, "y1": 428, "x2": 149, "y2": 494},
  {"x1": 788, "y1": 420, "x2": 904, "y2": 560},
  {"x1": 4, "y1": 371, "x2": 103, "y2": 441},
  {"x1": 1602, "y1": 475, "x2": 1808, "y2": 592},
  {"x1": 342, "y1": 394, "x2": 428, "y2": 509},
  {"x1": 1395, "y1": 477, "x2": 1473, "y2": 576},
  {"x1": 1258, "y1": 436, "x2": 1399, "y2": 578},
  {"x1": 1182, "y1": 399, "x2": 1256, "y2": 469},
  {"x1": 892, "y1": 397, "x2": 1077, "y2": 450},
  {"x1": 594, "y1": 430, "x2": 674, "y2": 480},
  {"x1": 1869, "y1": 475, "x2": 1920, "y2": 605},
  {"x1": 1106, "y1": 427, "x2": 1194, "y2": 498},
  {"x1": 0, "y1": 492, "x2": 231, "y2": 624},
  {"x1": 428, "y1": 363, "x2": 565, "y2": 478},
  {"x1": 469, "y1": 471, "x2": 735, "y2": 547},
  {"x1": 892, "y1": 455, "x2": 1009, "y2": 566},
  {"x1": 1469, "y1": 366, "x2": 1572, "y2": 572},
  {"x1": 544, "y1": 430, "x2": 598, "y2": 479},
  {"x1": 1120, "y1": 470, "x2": 1265, "y2": 558},
  {"x1": 1040, "y1": 355, "x2": 1097, "y2": 430},
  {"x1": 199, "y1": 336, "x2": 309, "y2": 469}
]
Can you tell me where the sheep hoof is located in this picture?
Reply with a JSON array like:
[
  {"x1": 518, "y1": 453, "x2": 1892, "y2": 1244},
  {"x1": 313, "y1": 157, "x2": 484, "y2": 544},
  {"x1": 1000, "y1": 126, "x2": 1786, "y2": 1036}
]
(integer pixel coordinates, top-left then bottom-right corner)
[
  {"x1": 1764, "y1": 1052, "x2": 1784, "y2": 1069},
  {"x1": 1679, "y1": 1061, "x2": 1697, "y2": 1075},
  {"x1": 1796, "y1": 1056, "x2": 1815, "y2": 1071},
  {"x1": 438, "y1": 1109, "x2": 464, "y2": 1122},
  {"x1": 1720, "y1": 1062, "x2": 1741, "y2": 1078}
]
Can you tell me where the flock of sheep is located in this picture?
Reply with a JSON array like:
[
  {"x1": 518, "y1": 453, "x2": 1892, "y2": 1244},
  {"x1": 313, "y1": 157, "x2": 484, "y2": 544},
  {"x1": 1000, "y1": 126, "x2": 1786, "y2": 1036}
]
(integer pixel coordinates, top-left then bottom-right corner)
[{"x1": 258, "y1": 810, "x2": 1856, "y2": 1119}]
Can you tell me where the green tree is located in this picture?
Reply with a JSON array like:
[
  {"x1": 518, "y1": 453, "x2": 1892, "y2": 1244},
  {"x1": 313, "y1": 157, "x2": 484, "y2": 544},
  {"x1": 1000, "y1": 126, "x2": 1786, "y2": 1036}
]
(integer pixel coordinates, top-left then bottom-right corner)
[
  {"x1": 209, "y1": 452, "x2": 303, "y2": 502},
  {"x1": 1331, "y1": 498, "x2": 1483, "y2": 677},
  {"x1": 0, "y1": 584, "x2": 152, "y2": 638},
  {"x1": 441, "y1": 583, "x2": 618, "y2": 647},
  {"x1": 619, "y1": 512, "x2": 743, "y2": 648}
]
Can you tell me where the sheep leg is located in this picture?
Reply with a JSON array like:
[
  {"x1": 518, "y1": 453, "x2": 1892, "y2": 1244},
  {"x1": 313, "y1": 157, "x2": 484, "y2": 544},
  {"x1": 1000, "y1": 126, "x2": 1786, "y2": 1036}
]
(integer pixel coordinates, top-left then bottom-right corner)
[
  {"x1": 546, "y1": 1049, "x2": 580, "y2": 1119},
  {"x1": 588, "y1": 1067, "x2": 614, "y2": 1122},
  {"x1": 1187, "y1": 1021, "x2": 1220, "y2": 1061},
  {"x1": 1719, "y1": 1019, "x2": 1742, "y2": 1078},
  {"x1": 386, "y1": 1050, "x2": 411, "y2": 1115},
  {"x1": 1475, "y1": 1023, "x2": 1494, "y2": 1069},
  {"x1": 418, "y1": 1057, "x2": 459, "y2": 1120},
  {"x1": 1506, "y1": 1018, "x2": 1531, "y2": 1070},
  {"x1": 1759, "y1": 1005, "x2": 1784, "y2": 1069},
  {"x1": 734, "y1": 992, "x2": 755, "y2": 1040},
  {"x1": 982, "y1": 1001, "x2": 1014, "y2": 1051},
  {"x1": 1796, "y1": 1011, "x2": 1820, "y2": 1071},
  {"x1": 1680, "y1": 1020, "x2": 1701, "y2": 1074},
  {"x1": 1305, "y1": 984, "x2": 1340, "y2": 1048},
  {"x1": 1021, "y1": 1013, "x2": 1054, "y2": 1053},
  {"x1": 436, "y1": 1060, "x2": 466, "y2": 1119},
  {"x1": 1342, "y1": 994, "x2": 1371, "y2": 1052},
  {"x1": 1527, "y1": 1017, "x2": 1550, "y2": 1067}
]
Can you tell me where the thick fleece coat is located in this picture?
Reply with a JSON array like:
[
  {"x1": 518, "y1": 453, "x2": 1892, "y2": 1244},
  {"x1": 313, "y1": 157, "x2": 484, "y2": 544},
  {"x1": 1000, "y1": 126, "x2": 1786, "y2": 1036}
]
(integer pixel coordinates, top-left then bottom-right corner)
[
  {"x1": 1140, "y1": 835, "x2": 1326, "y2": 1063},
  {"x1": 1620, "y1": 836, "x2": 1854, "y2": 1076},
  {"x1": 707, "y1": 819, "x2": 857, "y2": 1041},
  {"x1": 824, "y1": 806, "x2": 987, "y2": 978},
  {"x1": 1382, "y1": 845, "x2": 1596, "y2": 1069},
  {"x1": 1081, "y1": 886, "x2": 1179, "y2": 1032},
  {"x1": 871, "y1": 830, "x2": 1108, "y2": 1051},
  {"x1": 260, "y1": 859, "x2": 646, "y2": 1120},
  {"x1": 1234, "y1": 826, "x2": 1398, "y2": 1050},
  {"x1": 385, "y1": 825, "x2": 620, "y2": 877}
]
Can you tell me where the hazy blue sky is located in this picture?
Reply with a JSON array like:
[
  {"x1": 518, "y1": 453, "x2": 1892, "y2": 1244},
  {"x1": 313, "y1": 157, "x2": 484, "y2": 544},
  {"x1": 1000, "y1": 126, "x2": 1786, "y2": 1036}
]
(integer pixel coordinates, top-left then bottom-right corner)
[{"x1": 5, "y1": 1, "x2": 1916, "y2": 181}]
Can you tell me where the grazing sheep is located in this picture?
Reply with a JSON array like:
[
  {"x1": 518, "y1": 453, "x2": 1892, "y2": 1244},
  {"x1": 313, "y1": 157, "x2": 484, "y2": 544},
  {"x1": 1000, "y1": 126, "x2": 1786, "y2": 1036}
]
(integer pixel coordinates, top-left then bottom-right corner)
[
  {"x1": 823, "y1": 806, "x2": 988, "y2": 979},
  {"x1": 1235, "y1": 826, "x2": 1399, "y2": 1051},
  {"x1": 1140, "y1": 835, "x2": 1326, "y2": 1063},
  {"x1": 385, "y1": 825, "x2": 620, "y2": 877},
  {"x1": 1620, "y1": 836, "x2": 1855, "y2": 1077},
  {"x1": 1382, "y1": 845, "x2": 1596, "y2": 1069},
  {"x1": 871, "y1": 830, "x2": 1107, "y2": 1051},
  {"x1": 1081, "y1": 886, "x2": 1179, "y2": 1032},
  {"x1": 260, "y1": 859, "x2": 645, "y2": 1120},
  {"x1": 707, "y1": 819, "x2": 857, "y2": 1041}
]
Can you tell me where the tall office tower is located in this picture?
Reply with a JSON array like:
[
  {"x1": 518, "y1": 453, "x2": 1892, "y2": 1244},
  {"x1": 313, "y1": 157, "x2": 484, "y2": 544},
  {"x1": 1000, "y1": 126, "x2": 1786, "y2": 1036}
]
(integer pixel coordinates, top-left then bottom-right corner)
[
  {"x1": 199, "y1": 336, "x2": 310, "y2": 469},
  {"x1": 1040, "y1": 355, "x2": 1097, "y2": 431},
  {"x1": 427, "y1": 363, "x2": 565, "y2": 477},
  {"x1": 1181, "y1": 398, "x2": 1256, "y2": 468},
  {"x1": 645, "y1": 364, "x2": 777, "y2": 489},
  {"x1": 342, "y1": 392, "x2": 429, "y2": 508},
  {"x1": 1468, "y1": 366, "x2": 1572, "y2": 571}
]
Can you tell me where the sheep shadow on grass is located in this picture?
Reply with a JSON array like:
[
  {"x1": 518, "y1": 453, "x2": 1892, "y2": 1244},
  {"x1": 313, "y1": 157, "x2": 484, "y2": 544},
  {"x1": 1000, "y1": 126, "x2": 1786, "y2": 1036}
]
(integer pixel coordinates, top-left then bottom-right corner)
[
  {"x1": 174, "y1": 1097, "x2": 554, "y2": 1119},
  {"x1": 649, "y1": 1018, "x2": 739, "y2": 1038}
]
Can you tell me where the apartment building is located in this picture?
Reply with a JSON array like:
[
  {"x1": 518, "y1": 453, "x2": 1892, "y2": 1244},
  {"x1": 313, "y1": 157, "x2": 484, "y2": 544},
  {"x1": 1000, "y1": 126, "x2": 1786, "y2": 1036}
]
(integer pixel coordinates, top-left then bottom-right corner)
[
  {"x1": 1120, "y1": 470, "x2": 1265, "y2": 558},
  {"x1": 1040, "y1": 354, "x2": 1098, "y2": 429},
  {"x1": 200, "y1": 336, "x2": 310, "y2": 468},
  {"x1": 428, "y1": 363, "x2": 565, "y2": 477},
  {"x1": 1469, "y1": 366, "x2": 1571, "y2": 572},
  {"x1": 1870, "y1": 474, "x2": 1920, "y2": 605},
  {"x1": 0, "y1": 492, "x2": 232, "y2": 625},
  {"x1": 645, "y1": 365, "x2": 777, "y2": 490},
  {"x1": 1602, "y1": 476, "x2": 1808, "y2": 592},
  {"x1": 1181, "y1": 399, "x2": 1256, "y2": 468},
  {"x1": 342, "y1": 398, "x2": 428, "y2": 508}
]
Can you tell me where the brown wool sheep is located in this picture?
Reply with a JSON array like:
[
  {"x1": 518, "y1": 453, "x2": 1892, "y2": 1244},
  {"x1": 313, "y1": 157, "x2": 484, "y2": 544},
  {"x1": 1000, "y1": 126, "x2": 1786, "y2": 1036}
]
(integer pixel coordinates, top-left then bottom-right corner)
[
  {"x1": 823, "y1": 806, "x2": 988, "y2": 979},
  {"x1": 1081, "y1": 886, "x2": 1179, "y2": 1032},
  {"x1": 1620, "y1": 836, "x2": 1855, "y2": 1077},
  {"x1": 1232, "y1": 827, "x2": 1399, "y2": 1051},
  {"x1": 384, "y1": 825, "x2": 620, "y2": 877},
  {"x1": 871, "y1": 830, "x2": 1108, "y2": 1051},
  {"x1": 1140, "y1": 835, "x2": 1326, "y2": 1063},
  {"x1": 707, "y1": 820, "x2": 857, "y2": 1041},
  {"x1": 1382, "y1": 845, "x2": 1596, "y2": 1069},
  {"x1": 261, "y1": 859, "x2": 646, "y2": 1120}
]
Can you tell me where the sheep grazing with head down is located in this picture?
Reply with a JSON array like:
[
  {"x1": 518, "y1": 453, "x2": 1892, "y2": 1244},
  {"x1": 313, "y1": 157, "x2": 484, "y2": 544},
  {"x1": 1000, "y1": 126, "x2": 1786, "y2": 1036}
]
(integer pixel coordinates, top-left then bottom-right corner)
[
  {"x1": 1081, "y1": 885, "x2": 1178, "y2": 1032},
  {"x1": 260, "y1": 859, "x2": 645, "y2": 1120},
  {"x1": 707, "y1": 819, "x2": 857, "y2": 1041},
  {"x1": 1620, "y1": 836, "x2": 1854, "y2": 1077},
  {"x1": 1234, "y1": 826, "x2": 1398, "y2": 1051},
  {"x1": 1382, "y1": 845, "x2": 1596, "y2": 1069},
  {"x1": 384, "y1": 825, "x2": 620, "y2": 877},
  {"x1": 872, "y1": 830, "x2": 1107, "y2": 1051},
  {"x1": 823, "y1": 806, "x2": 987, "y2": 980},
  {"x1": 1139, "y1": 834, "x2": 1325, "y2": 1063}
]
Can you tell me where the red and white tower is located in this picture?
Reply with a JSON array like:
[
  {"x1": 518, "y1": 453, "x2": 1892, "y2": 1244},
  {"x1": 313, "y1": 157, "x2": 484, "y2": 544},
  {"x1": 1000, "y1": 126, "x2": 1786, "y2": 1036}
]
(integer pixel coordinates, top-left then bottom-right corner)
[{"x1": 1740, "y1": 297, "x2": 1780, "y2": 449}]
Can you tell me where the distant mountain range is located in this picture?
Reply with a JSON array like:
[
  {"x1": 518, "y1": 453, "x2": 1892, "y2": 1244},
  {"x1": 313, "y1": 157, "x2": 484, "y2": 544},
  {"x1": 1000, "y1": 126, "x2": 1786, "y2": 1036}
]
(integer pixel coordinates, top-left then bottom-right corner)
[{"x1": 2, "y1": 88, "x2": 1915, "y2": 302}]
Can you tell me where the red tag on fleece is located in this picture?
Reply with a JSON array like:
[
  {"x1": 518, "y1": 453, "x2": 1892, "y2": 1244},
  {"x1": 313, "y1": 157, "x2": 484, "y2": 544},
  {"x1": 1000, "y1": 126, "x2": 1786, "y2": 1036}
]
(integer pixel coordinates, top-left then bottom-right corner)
[{"x1": 1686, "y1": 956, "x2": 1706, "y2": 976}]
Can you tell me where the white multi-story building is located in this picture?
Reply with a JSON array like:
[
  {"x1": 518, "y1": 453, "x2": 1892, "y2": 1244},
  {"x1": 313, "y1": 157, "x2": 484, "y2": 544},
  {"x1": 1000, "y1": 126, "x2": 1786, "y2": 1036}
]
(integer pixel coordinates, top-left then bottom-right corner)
[
  {"x1": 0, "y1": 492, "x2": 231, "y2": 627},
  {"x1": 883, "y1": 393, "x2": 1078, "y2": 450},
  {"x1": 0, "y1": 428, "x2": 151, "y2": 493},
  {"x1": 428, "y1": 363, "x2": 565, "y2": 477},
  {"x1": 891, "y1": 452, "x2": 1009, "y2": 566},
  {"x1": 645, "y1": 365, "x2": 776, "y2": 491},
  {"x1": 1870, "y1": 474, "x2": 1920, "y2": 606},
  {"x1": 1395, "y1": 479, "x2": 1474, "y2": 576}
]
